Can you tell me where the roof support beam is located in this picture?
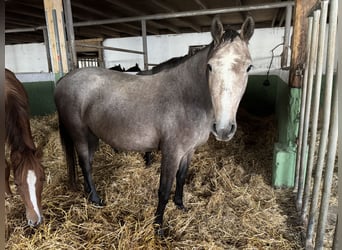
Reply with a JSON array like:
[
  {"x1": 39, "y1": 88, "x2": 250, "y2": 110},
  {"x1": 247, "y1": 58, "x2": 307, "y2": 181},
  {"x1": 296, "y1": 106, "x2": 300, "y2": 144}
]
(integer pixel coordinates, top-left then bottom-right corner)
[{"x1": 6, "y1": 1, "x2": 295, "y2": 34}]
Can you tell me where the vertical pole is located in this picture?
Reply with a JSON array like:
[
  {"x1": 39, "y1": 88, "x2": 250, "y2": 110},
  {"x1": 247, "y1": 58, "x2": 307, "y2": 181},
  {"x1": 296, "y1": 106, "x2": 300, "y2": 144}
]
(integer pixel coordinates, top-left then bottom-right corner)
[
  {"x1": 63, "y1": 0, "x2": 77, "y2": 70},
  {"x1": 294, "y1": 17, "x2": 313, "y2": 192},
  {"x1": 288, "y1": 0, "x2": 317, "y2": 88},
  {"x1": 44, "y1": 0, "x2": 69, "y2": 80},
  {"x1": 301, "y1": 0, "x2": 328, "y2": 224},
  {"x1": 43, "y1": 27, "x2": 52, "y2": 72},
  {"x1": 281, "y1": 5, "x2": 292, "y2": 68},
  {"x1": 296, "y1": 9, "x2": 320, "y2": 211},
  {"x1": 333, "y1": 217, "x2": 339, "y2": 250},
  {"x1": 306, "y1": 0, "x2": 338, "y2": 247},
  {"x1": 315, "y1": 79, "x2": 338, "y2": 249},
  {"x1": 141, "y1": 20, "x2": 148, "y2": 70},
  {"x1": 52, "y1": 9, "x2": 64, "y2": 74}
]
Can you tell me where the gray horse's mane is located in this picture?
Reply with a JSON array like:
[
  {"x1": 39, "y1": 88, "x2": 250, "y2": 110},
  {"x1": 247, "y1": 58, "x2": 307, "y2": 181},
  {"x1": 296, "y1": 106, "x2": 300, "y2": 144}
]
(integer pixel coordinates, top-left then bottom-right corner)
[
  {"x1": 222, "y1": 29, "x2": 240, "y2": 42},
  {"x1": 151, "y1": 27, "x2": 240, "y2": 74}
]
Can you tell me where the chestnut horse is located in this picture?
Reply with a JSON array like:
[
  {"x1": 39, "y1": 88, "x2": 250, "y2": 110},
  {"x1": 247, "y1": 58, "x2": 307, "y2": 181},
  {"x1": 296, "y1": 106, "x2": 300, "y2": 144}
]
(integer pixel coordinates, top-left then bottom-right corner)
[
  {"x1": 5, "y1": 68, "x2": 45, "y2": 227},
  {"x1": 54, "y1": 16, "x2": 254, "y2": 235}
]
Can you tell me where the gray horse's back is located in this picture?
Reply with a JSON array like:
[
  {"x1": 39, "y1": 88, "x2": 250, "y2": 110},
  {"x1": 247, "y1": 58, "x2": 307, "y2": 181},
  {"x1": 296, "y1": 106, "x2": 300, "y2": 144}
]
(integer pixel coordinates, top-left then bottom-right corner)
[{"x1": 55, "y1": 68, "x2": 167, "y2": 152}]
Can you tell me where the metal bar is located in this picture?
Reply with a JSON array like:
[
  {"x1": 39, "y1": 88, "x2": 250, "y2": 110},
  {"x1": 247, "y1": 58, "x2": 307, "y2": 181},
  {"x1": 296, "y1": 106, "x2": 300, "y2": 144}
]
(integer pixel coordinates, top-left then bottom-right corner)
[
  {"x1": 333, "y1": 216, "x2": 339, "y2": 250},
  {"x1": 306, "y1": 0, "x2": 338, "y2": 246},
  {"x1": 281, "y1": 4, "x2": 292, "y2": 68},
  {"x1": 294, "y1": 16, "x2": 313, "y2": 193},
  {"x1": 141, "y1": 20, "x2": 148, "y2": 70},
  {"x1": 301, "y1": 0, "x2": 328, "y2": 226},
  {"x1": 63, "y1": 0, "x2": 77, "y2": 70},
  {"x1": 307, "y1": 0, "x2": 324, "y2": 17},
  {"x1": 296, "y1": 9, "x2": 321, "y2": 212},
  {"x1": 43, "y1": 27, "x2": 52, "y2": 72},
  {"x1": 314, "y1": 78, "x2": 338, "y2": 249},
  {"x1": 294, "y1": 16, "x2": 313, "y2": 192},
  {"x1": 5, "y1": 1, "x2": 295, "y2": 33},
  {"x1": 76, "y1": 43, "x2": 144, "y2": 55},
  {"x1": 52, "y1": 9, "x2": 64, "y2": 74}
]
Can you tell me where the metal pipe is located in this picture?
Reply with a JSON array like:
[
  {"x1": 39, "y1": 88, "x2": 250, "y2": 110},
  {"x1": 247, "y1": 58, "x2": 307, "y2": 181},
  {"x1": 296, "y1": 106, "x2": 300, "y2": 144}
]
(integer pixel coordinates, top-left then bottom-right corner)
[
  {"x1": 141, "y1": 20, "x2": 148, "y2": 70},
  {"x1": 5, "y1": 1, "x2": 295, "y2": 33},
  {"x1": 301, "y1": 0, "x2": 328, "y2": 226},
  {"x1": 76, "y1": 43, "x2": 144, "y2": 55},
  {"x1": 314, "y1": 77, "x2": 338, "y2": 250},
  {"x1": 52, "y1": 9, "x2": 64, "y2": 74},
  {"x1": 43, "y1": 27, "x2": 52, "y2": 72},
  {"x1": 333, "y1": 216, "x2": 339, "y2": 250},
  {"x1": 305, "y1": 0, "x2": 338, "y2": 246},
  {"x1": 293, "y1": 16, "x2": 313, "y2": 193},
  {"x1": 63, "y1": 0, "x2": 77, "y2": 70},
  {"x1": 281, "y1": 4, "x2": 292, "y2": 68},
  {"x1": 296, "y1": 9, "x2": 320, "y2": 212}
]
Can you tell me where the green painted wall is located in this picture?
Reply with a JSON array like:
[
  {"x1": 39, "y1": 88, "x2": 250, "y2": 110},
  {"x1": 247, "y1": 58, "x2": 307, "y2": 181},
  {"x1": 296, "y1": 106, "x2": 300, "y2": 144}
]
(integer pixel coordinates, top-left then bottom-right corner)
[
  {"x1": 240, "y1": 75, "x2": 279, "y2": 116},
  {"x1": 23, "y1": 81, "x2": 56, "y2": 116}
]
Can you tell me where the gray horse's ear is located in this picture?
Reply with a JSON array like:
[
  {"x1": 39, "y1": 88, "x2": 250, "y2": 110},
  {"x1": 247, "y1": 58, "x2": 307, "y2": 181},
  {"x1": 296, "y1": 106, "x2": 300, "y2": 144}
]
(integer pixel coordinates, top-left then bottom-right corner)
[
  {"x1": 240, "y1": 16, "x2": 255, "y2": 42},
  {"x1": 211, "y1": 16, "x2": 224, "y2": 47}
]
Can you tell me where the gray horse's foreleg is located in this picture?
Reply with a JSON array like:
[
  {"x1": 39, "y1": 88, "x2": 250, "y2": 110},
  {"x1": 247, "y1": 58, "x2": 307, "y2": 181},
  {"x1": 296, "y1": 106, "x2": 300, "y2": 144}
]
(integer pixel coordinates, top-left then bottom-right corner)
[
  {"x1": 154, "y1": 153, "x2": 180, "y2": 235},
  {"x1": 173, "y1": 151, "x2": 193, "y2": 210}
]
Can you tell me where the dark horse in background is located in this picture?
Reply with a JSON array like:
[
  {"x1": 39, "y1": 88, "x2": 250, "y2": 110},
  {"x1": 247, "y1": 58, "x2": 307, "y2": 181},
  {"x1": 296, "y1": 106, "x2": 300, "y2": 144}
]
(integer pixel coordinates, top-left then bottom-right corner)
[
  {"x1": 54, "y1": 16, "x2": 254, "y2": 235},
  {"x1": 5, "y1": 69, "x2": 45, "y2": 227}
]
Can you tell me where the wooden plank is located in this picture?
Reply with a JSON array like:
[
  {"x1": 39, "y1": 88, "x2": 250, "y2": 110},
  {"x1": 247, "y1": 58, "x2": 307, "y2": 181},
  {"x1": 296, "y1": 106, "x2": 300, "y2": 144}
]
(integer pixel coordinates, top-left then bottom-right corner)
[
  {"x1": 43, "y1": 0, "x2": 68, "y2": 74},
  {"x1": 289, "y1": 0, "x2": 317, "y2": 88}
]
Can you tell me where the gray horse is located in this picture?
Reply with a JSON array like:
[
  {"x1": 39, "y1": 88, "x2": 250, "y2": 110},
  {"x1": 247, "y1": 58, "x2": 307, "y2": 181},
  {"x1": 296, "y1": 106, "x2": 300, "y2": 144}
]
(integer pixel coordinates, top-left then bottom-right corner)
[{"x1": 54, "y1": 16, "x2": 254, "y2": 235}]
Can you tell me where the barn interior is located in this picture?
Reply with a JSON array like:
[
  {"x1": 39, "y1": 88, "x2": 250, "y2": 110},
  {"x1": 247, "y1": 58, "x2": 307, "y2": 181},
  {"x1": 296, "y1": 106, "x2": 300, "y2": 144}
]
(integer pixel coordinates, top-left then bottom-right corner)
[{"x1": 5, "y1": 0, "x2": 338, "y2": 249}]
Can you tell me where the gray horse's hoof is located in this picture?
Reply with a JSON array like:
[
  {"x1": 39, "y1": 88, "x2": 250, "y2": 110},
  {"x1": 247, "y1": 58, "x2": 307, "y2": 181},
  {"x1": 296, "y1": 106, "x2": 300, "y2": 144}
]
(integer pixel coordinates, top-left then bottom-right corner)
[
  {"x1": 176, "y1": 204, "x2": 188, "y2": 212},
  {"x1": 90, "y1": 198, "x2": 106, "y2": 208},
  {"x1": 154, "y1": 224, "x2": 166, "y2": 237}
]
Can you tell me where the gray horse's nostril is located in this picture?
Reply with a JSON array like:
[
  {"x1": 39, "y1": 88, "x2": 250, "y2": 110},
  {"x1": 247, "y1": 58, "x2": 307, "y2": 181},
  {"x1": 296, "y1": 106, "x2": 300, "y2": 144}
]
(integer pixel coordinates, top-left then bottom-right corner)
[
  {"x1": 230, "y1": 123, "x2": 236, "y2": 134},
  {"x1": 212, "y1": 123, "x2": 217, "y2": 133}
]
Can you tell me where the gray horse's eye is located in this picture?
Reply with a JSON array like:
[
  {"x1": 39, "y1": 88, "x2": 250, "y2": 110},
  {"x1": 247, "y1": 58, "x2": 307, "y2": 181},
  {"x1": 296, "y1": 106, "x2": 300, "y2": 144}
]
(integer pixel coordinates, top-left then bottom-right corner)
[
  {"x1": 207, "y1": 64, "x2": 212, "y2": 72},
  {"x1": 247, "y1": 65, "x2": 253, "y2": 72}
]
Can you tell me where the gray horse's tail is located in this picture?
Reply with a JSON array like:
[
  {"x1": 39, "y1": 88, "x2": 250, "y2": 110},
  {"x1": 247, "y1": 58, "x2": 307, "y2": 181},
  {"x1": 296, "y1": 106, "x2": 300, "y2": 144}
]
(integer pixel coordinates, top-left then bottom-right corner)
[{"x1": 58, "y1": 117, "x2": 78, "y2": 189}]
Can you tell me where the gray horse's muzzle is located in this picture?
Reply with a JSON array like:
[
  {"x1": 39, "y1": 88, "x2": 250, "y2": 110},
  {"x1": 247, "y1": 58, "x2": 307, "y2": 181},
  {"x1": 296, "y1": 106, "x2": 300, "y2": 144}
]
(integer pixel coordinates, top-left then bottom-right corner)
[{"x1": 211, "y1": 122, "x2": 236, "y2": 141}]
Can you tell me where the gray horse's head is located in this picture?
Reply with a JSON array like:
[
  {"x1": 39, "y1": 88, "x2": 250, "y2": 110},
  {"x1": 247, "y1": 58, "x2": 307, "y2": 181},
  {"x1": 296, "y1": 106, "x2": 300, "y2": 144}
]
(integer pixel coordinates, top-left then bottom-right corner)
[{"x1": 208, "y1": 16, "x2": 254, "y2": 141}]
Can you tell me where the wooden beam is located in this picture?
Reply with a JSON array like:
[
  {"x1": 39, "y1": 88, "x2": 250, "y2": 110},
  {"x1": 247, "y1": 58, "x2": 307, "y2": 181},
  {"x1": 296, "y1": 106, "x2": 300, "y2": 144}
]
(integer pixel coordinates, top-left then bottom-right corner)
[
  {"x1": 43, "y1": 0, "x2": 69, "y2": 75},
  {"x1": 289, "y1": 0, "x2": 317, "y2": 88}
]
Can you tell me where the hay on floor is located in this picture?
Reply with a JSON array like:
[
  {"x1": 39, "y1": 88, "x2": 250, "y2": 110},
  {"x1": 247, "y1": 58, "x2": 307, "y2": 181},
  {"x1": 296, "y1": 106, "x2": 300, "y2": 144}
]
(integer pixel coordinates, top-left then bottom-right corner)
[{"x1": 5, "y1": 112, "x2": 303, "y2": 249}]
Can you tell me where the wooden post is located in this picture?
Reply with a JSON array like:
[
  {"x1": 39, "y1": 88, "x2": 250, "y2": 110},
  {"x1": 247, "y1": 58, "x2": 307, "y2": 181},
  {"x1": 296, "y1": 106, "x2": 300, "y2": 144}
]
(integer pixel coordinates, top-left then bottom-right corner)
[
  {"x1": 272, "y1": 0, "x2": 317, "y2": 188},
  {"x1": 44, "y1": 0, "x2": 69, "y2": 79},
  {"x1": 289, "y1": 0, "x2": 317, "y2": 88}
]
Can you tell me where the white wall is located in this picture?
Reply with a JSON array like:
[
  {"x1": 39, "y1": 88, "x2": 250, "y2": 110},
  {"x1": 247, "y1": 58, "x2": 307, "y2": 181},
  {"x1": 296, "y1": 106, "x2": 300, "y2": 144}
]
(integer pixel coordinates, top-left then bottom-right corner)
[
  {"x1": 103, "y1": 27, "x2": 287, "y2": 73},
  {"x1": 5, "y1": 27, "x2": 288, "y2": 74},
  {"x1": 5, "y1": 43, "x2": 49, "y2": 73}
]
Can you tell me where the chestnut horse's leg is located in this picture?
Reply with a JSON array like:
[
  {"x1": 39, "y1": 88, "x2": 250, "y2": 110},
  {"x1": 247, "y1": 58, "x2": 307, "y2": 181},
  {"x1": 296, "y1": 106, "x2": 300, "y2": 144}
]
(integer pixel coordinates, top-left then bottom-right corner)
[
  {"x1": 173, "y1": 150, "x2": 194, "y2": 210},
  {"x1": 154, "y1": 148, "x2": 182, "y2": 236},
  {"x1": 5, "y1": 160, "x2": 12, "y2": 196}
]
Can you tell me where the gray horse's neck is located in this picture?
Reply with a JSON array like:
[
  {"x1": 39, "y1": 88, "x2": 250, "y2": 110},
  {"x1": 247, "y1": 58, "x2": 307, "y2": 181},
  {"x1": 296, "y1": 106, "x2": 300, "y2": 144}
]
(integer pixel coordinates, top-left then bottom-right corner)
[{"x1": 166, "y1": 45, "x2": 212, "y2": 103}]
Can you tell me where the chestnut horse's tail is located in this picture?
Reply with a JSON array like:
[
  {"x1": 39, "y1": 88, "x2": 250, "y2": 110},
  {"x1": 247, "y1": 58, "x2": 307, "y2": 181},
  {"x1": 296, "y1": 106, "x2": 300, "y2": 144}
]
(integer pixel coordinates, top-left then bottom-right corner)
[{"x1": 58, "y1": 117, "x2": 78, "y2": 188}]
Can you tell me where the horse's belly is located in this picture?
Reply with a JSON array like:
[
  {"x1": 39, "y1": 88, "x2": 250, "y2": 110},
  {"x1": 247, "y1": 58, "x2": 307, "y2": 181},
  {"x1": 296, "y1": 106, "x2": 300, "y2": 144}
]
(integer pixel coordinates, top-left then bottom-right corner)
[{"x1": 91, "y1": 124, "x2": 159, "y2": 152}]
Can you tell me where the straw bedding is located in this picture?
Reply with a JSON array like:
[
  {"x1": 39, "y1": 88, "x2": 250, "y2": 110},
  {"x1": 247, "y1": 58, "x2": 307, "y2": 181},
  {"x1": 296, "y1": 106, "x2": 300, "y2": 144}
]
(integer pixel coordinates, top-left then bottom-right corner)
[{"x1": 5, "y1": 111, "x2": 304, "y2": 249}]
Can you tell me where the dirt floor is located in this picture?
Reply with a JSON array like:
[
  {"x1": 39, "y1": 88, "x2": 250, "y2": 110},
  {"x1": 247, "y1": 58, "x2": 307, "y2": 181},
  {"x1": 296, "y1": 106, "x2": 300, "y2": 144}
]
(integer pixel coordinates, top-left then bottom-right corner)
[{"x1": 5, "y1": 111, "x2": 311, "y2": 249}]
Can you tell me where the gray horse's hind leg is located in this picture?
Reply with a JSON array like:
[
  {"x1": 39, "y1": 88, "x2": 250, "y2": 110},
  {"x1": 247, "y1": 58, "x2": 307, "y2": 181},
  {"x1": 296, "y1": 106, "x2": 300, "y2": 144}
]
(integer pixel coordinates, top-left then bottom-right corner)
[
  {"x1": 75, "y1": 134, "x2": 104, "y2": 206},
  {"x1": 173, "y1": 151, "x2": 194, "y2": 210},
  {"x1": 154, "y1": 150, "x2": 181, "y2": 236}
]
